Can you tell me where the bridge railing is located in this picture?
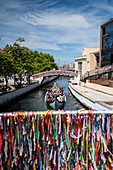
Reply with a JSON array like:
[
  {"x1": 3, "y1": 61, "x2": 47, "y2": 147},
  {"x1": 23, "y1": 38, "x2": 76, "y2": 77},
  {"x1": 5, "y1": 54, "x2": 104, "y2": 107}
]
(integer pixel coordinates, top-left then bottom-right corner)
[
  {"x1": 33, "y1": 70, "x2": 77, "y2": 78},
  {"x1": 0, "y1": 110, "x2": 113, "y2": 169},
  {"x1": 81, "y1": 65, "x2": 113, "y2": 80}
]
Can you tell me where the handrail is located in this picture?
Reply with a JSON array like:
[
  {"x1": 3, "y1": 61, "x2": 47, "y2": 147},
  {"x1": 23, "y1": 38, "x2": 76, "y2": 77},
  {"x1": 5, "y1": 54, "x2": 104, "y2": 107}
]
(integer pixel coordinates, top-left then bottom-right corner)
[
  {"x1": 82, "y1": 65, "x2": 113, "y2": 80},
  {"x1": 0, "y1": 110, "x2": 113, "y2": 116},
  {"x1": 32, "y1": 70, "x2": 77, "y2": 78}
]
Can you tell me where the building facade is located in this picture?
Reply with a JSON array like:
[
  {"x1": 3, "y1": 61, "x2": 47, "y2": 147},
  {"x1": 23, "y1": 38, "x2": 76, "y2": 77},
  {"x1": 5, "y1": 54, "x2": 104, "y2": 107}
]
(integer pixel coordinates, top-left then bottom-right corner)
[
  {"x1": 100, "y1": 19, "x2": 113, "y2": 67},
  {"x1": 75, "y1": 47, "x2": 99, "y2": 75},
  {"x1": 60, "y1": 63, "x2": 75, "y2": 71}
]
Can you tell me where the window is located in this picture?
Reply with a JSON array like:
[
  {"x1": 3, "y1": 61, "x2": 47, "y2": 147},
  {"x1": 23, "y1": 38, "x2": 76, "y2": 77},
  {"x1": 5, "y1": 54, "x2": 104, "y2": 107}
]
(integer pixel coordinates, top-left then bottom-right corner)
[
  {"x1": 101, "y1": 21, "x2": 113, "y2": 66},
  {"x1": 78, "y1": 62, "x2": 82, "y2": 75},
  {"x1": 103, "y1": 27, "x2": 105, "y2": 35},
  {"x1": 87, "y1": 61, "x2": 90, "y2": 69},
  {"x1": 110, "y1": 54, "x2": 113, "y2": 64}
]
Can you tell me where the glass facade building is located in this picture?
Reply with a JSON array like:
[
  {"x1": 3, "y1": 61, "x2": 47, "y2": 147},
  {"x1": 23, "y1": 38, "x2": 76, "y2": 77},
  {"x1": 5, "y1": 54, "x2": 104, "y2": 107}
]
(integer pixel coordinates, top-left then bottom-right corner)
[{"x1": 100, "y1": 19, "x2": 113, "y2": 67}]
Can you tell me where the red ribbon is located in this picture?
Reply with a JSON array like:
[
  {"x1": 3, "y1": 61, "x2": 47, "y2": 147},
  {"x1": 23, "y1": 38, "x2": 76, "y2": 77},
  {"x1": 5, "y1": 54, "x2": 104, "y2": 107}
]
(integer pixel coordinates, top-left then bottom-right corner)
[{"x1": 10, "y1": 116, "x2": 13, "y2": 152}]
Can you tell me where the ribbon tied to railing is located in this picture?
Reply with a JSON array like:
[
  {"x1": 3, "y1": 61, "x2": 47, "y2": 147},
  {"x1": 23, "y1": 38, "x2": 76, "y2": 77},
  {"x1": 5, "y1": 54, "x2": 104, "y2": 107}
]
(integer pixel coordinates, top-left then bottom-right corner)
[{"x1": 0, "y1": 110, "x2": 113, "y2": 169}]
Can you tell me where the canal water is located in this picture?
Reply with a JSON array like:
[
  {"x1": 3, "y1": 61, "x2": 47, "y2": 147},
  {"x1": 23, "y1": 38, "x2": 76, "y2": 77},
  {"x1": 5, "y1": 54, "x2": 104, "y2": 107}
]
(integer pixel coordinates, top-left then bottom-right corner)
[{"x1": 4, "y1": 76, "x2": 84, "y2": 112}]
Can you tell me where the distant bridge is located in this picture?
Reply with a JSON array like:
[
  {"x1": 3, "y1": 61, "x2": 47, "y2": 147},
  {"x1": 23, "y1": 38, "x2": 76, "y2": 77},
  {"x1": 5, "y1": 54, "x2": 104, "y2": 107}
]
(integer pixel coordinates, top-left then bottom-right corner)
[{"x1": 33, "y1": 70, "x2": 77, "y2": 79}]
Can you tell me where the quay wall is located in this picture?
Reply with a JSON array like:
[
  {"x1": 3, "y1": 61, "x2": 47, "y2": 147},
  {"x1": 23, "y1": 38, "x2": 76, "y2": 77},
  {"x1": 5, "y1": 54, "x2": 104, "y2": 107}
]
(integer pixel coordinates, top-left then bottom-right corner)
[
  {"x1": 87, "y1": 79, "x2": 113, "y2": 87},
  {"x1": 0, "y1": 76, "x2": 58, "y2": 109},
  {"x1": 68, "y1": 83, "x2": 109, "y2": 110},
  {"x1": 81, "y1": 81, "x2": 113, "y2": 95}
]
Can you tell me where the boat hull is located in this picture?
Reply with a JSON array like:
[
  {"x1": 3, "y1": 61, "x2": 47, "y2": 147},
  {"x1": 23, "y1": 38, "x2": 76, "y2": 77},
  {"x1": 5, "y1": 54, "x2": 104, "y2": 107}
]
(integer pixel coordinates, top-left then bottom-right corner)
[
  {"x1": 46, "y1": 99, "x2": 65, "y2": 110},
  {"x1": 45, "y1": 82, "x2": 66, "y2": 110}
]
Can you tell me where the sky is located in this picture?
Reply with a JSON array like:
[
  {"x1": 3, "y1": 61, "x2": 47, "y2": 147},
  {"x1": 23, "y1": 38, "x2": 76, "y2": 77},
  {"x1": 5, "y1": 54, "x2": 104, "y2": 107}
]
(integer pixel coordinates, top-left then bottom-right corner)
[{"x1": 0, "y1": 0, "x2": 113, "y2": 66}]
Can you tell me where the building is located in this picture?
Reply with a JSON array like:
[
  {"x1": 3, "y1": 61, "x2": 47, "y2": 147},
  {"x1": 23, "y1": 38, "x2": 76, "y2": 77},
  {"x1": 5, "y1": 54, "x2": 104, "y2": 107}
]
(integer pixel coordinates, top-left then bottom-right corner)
[
  {"x1": 60, "y1": 64, "x2": 68, "y2": 70},
  {"x1": 75, "y1": 47, "x2": 99, "y2": 75},
  {"x1": 60, "y1": 63, "x2": 75, "y2": 71},
  {"x1": 67, "y1": 63, "x2": 75, "y2": 68},
  {"x1": 67, "y1": 63, "x2": 75, "y2": 71},
  {"x1": 100, "y1": 18, "x2": 113, "y2": 67}
]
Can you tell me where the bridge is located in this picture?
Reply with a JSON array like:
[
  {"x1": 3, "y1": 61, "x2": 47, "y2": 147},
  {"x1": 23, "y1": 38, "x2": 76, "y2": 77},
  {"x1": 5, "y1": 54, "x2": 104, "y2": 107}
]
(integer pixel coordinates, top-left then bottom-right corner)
[
  {"x1": 32, "y1": 70, "x2": 78, "y2": 79},
  {"x1": 81, "y1": 64, "x2": 113, "y2": 81},
  {"x1": 32, "y1": 70, "x2": 77, "y2": 79},
  {"x1": 32, "y1": 65, "x2": 113, "y2": 82}
]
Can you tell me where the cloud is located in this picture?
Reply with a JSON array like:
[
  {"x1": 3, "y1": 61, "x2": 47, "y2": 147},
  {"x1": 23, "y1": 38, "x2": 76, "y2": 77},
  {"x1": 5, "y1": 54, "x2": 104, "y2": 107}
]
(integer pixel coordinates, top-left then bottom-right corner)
[
  {"x1": 19, "y1": 6, "x2": 100, "y2": 50},
  {"x1": 23, "y1": 40, "x2": 62, "y2": 51},
  {"x1": 89, "y1": 0, "x2": 113, "y2": 13},
  {"x1": 0, "y1": 0, "x2": 113, "y2": 64},
  {"x1": 21, "y1": 12, "x2": 91, "y2": 29}
]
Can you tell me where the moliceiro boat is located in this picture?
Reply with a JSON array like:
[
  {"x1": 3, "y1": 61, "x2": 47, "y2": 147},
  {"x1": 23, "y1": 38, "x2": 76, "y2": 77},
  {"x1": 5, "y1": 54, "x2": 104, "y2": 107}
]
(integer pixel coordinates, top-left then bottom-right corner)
[{"x1": 45, "y1": 82, "x2": 66, "y2": 110}]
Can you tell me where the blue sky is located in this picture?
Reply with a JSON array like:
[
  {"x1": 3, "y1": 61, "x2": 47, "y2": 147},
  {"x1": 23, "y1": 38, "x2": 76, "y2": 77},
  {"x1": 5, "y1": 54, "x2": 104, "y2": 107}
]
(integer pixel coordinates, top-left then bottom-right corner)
[{"x1": 0, "y1": 0, "x2": 113, "y2": 65}]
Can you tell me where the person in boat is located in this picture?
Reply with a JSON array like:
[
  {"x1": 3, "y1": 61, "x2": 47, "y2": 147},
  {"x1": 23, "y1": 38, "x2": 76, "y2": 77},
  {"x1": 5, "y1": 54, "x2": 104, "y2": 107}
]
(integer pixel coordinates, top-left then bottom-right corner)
[
  {"x1": 59, "y1": 88, "x2": 62, "y2": 93},
  {"x1": 46, "y1": 93, "x2": 54, "y2": 102},
  {"x1": 59, "y1": 87, "x2": 64, "y2": 93},
  {"x1": 57, "y1": 90, "x2": 65, "y2": 102},
  {"x1": 58, "y1": 87, "x2": 64, "y2": 96},
  {"x1": 47, "y1": 88, "x2": 53, "y2": 96}
]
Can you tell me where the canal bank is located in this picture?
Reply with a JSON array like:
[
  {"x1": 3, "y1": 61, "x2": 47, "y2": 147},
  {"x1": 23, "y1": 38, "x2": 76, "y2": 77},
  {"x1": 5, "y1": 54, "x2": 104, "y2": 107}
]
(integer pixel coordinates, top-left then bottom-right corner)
[
  {"x1": 69, "y1": 82, "x2": 113, "y2": 110},
  {"x1": 0, "y1": 76, "x2": 59, "y2": 110},
  {"x1": 1, "y1": 76, "x2": 84, "y2": 112}
]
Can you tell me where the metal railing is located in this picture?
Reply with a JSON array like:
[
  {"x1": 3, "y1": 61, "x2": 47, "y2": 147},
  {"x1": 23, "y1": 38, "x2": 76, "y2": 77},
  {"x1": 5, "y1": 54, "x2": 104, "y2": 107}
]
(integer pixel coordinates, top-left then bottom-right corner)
[{"x1": 81, "y1": 65, "x2": 113, "y2": 80}]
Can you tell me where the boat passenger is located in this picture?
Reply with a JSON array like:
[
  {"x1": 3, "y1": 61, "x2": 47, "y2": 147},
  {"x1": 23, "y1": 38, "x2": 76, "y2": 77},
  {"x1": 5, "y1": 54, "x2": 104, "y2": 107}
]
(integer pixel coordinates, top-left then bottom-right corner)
[
  {"x1": 59, "y1": 88, "x2": 62, "y2": 93},
  {"x1": 47, "y1": 93, "x2": 54, "y2": 102}
]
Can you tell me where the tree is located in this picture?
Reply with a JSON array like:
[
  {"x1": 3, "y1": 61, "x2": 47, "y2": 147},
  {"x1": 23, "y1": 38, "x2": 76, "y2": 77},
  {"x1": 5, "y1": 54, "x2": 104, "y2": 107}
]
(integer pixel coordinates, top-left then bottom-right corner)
[
  {"x1": 12, "y1": 41, "x2": 29, "y2": 86},
  {"x1": 16, "y1": 37, "x2": 25, "y2": 46},
  {"x1": 37, "y1": 52, "x2": 58, "y2": 72},
  {"x1": 4, "y1": 44, "x2": 13, "y2": 52},
  {"x1": 1, "y1": 37, "x2": 58, "y2": 87},
  {"x1": 23, "y1": 50, "x2": 36, "y2": 84},
  {"x1": 0, "y1": 52, "x2": 14, "y2": 88},
  {"x1": 4, "y1": 39, "x2": 29, "y2": 86}
]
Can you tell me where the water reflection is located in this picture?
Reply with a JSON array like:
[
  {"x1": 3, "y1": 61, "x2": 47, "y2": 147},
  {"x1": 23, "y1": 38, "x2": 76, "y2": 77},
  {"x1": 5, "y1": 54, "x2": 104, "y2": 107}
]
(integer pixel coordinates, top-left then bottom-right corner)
[{"x1": 3, "y1": 76, "x2": 84, "y2": 112}]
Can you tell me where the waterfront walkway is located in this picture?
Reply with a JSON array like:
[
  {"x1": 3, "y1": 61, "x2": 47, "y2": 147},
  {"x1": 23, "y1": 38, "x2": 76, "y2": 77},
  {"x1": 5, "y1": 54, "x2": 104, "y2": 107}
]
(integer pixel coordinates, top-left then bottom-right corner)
[{"x1": 69, "y1": 82, "x2": 113, "y2": 110}]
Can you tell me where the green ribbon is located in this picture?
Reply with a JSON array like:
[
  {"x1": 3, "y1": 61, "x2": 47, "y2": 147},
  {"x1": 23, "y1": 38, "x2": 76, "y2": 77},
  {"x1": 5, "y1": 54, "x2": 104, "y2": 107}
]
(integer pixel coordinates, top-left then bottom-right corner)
[
  {"x1": 51, "y1": 115, "x2": 56, "y2": 139},
  {"x1": 89, "y1": 116, "x2": 91, "y2": 138},
  {"x1": 36, "y1": 115, "x2": 39, "y2": 140}
]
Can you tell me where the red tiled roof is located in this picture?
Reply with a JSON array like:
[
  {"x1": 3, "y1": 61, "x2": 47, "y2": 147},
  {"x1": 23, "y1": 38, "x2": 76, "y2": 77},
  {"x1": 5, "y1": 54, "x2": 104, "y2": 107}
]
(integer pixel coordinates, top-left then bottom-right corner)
[
  {"x1": 8, "y1": 51, "x2": 12, "y2": 54},
  {"x1": 70, "y1": 63, "x2": 74, "y2": 64}
]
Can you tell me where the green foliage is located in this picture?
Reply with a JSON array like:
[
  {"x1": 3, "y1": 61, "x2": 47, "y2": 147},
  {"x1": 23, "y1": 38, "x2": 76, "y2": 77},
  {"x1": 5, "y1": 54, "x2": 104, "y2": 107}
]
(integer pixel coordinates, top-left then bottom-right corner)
[
  {"x1": 0, "y1": 38, "x2": 58, "y2": 79},
  {"x1": 3, "y1": 44, "x2": 12, "y2": 52},
  {"x1": 0, "y1": 52, "x2": 14, "y2": 76},
  {"x1": 16, "y1": 37, "x2": 25, "y2": 42},
  {"x1": 0, "y1": 52, "x2": 14, "y2": 87}
]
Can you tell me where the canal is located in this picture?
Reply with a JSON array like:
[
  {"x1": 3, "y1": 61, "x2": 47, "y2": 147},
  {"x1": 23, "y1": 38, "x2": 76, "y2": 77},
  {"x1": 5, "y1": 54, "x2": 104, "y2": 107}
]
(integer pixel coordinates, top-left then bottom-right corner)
[{"x1": 3, "y1": 76, "x2": 84, "y2": 112}]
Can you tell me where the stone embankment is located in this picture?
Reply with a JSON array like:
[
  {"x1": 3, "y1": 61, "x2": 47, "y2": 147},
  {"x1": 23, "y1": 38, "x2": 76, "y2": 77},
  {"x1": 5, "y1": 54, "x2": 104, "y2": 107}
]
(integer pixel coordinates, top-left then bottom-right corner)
[
  {"x1": 0, "y1": 76, "x2": 58, "y2": 110},
  {"x1": 69, "y1": 82, "x2": 113, "y2": 110}
]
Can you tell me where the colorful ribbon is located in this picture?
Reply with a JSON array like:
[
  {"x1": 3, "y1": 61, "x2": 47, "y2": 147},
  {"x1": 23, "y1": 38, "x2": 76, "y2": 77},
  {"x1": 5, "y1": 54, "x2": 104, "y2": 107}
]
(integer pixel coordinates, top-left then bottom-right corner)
[{"x1": 0, "y1": 110, "x2": 113, "y2": 169}]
